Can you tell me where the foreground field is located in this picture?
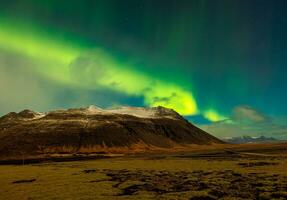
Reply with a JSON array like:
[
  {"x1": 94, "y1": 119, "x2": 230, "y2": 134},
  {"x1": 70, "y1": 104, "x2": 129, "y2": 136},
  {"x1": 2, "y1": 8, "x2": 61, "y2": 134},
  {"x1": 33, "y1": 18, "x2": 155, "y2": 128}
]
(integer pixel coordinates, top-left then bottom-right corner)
[{"x1": 1, "y1": 144, "x2": 287, "y2": 200}]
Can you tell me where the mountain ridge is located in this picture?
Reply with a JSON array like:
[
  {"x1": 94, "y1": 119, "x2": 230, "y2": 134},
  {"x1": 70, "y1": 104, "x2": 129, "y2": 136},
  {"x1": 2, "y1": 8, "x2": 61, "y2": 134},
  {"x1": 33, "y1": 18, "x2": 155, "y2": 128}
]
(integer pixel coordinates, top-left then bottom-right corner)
[
  {"x1": 223, "y1": 135, "x2": 280, "y2": 144},
  {"x1": 0, "y1": 106, "x2": 223, "y2": 158}
]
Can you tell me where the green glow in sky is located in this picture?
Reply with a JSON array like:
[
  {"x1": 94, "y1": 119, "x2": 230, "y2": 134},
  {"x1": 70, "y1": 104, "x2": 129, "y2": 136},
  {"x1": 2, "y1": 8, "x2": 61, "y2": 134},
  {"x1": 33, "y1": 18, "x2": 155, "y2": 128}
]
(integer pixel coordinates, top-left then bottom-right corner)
[
  {"x1": 0, "y1": 17, "x2": 84, "y2": 64},
  {"x1": 203, "y1": 109, "x2": 227, "y2": 122},
  {"x1": 1, "y1": 0, "x2": 287, "y2": 139},
  {"x1": 0, "y1": 16, "x2": 198, "y2": 115}
]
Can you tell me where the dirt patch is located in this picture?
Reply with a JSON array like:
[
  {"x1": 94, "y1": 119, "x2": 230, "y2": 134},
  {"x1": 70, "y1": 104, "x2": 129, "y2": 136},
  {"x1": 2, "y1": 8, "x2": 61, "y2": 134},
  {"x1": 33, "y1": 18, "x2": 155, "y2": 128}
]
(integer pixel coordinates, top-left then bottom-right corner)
[
  {"x1": 189, "y1": 196, "x2": 216, "y2": 200},
  {"x1": 83, "y1": 169, "x2": 98, "y2": 173},
  {"x1": 238, "y1": 161, "x2": 279, "y2": 167},
  {"x1": 12, "y1": 179, "x2": 36, "y2": 184}
]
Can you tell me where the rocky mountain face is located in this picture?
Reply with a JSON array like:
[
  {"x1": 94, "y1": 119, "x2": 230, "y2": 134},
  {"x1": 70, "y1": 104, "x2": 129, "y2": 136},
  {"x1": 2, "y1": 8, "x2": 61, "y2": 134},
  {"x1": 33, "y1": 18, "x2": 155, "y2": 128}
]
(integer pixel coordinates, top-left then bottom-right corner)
[{"x1": 0, "y1": 106, "x2": 223, "y2": 157}]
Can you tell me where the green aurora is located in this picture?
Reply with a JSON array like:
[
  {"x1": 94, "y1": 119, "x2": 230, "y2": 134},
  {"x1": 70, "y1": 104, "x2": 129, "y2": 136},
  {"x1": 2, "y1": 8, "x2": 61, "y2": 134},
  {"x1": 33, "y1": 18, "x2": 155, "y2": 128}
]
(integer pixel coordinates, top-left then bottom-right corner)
[
  {"x1": 1, "y1": 0, "x2": 287, "y2": 138},
  {"x1": 0, "y1": 15, "x2": 199, "y2": 116}
]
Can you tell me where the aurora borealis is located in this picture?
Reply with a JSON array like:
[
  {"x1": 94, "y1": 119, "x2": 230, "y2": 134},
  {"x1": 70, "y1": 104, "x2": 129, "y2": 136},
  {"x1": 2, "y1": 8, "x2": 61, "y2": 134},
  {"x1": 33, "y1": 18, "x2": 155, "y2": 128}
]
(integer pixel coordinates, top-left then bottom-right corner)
[{"x1": 1, "y1": 0, "x2": 287, "y2": 138}]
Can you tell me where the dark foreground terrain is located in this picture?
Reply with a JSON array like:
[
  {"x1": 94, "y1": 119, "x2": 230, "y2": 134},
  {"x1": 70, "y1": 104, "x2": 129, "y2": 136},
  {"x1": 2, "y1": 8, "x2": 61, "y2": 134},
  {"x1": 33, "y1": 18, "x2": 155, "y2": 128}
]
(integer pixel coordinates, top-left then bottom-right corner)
[{"x1": 1, "y1": 144, "x2": 287, "y2": 200}]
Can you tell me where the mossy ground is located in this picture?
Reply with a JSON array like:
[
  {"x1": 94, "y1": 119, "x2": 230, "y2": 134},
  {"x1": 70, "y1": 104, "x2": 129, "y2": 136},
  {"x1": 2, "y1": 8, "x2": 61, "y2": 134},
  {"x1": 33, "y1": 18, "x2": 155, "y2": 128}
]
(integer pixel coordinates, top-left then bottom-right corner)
[{"x1": 1, "y1": 149, "x2": 287, "y2": 200}]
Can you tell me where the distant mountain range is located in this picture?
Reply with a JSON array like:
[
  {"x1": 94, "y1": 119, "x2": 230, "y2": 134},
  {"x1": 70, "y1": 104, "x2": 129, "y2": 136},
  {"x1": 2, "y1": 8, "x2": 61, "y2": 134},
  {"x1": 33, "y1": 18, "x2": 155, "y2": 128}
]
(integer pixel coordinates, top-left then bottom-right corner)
[
  {"x1": 223, "y1": 135, "x2": 281, "y2": 144},
  {"x1": 0, "y1": 106, "x2": 223, "y2": 158}
]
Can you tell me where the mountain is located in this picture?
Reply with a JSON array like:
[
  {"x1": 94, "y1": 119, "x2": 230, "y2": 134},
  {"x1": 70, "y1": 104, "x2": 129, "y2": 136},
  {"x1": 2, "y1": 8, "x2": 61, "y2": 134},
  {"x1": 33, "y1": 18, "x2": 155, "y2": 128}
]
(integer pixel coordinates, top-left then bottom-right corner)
[
  {"x1": 223, "y1": 135, "x2": 279, "y2": 144},
  {"x1": 0, "y1": 106, "x2": 223, "y2": 158}
]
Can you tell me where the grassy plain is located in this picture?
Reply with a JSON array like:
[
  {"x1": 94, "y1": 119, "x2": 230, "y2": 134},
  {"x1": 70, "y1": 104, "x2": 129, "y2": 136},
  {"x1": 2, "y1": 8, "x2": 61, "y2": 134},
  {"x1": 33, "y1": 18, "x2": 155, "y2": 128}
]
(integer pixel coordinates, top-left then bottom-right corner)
[{"x1": 1, "y1": 143, "x2": 287, "y2": 200}]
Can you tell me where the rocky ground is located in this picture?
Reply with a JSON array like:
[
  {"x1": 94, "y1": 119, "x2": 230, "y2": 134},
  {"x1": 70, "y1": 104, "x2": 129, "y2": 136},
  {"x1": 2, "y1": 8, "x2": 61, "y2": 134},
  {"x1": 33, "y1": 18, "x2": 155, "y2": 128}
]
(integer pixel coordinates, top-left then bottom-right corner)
[
  {"x1": 1, "y1": 146, "x2": 287, "y2": 200},
  {"x1": 82, "y1": 167, "x2": 287, "y2": 199}
]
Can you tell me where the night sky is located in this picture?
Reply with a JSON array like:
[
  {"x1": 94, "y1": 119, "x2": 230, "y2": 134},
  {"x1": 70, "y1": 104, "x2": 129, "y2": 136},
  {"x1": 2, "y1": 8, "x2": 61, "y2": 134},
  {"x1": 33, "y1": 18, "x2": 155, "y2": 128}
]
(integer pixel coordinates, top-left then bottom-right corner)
[{"x1": 0, "y1": 0, "x2": 287, "y2": 138}]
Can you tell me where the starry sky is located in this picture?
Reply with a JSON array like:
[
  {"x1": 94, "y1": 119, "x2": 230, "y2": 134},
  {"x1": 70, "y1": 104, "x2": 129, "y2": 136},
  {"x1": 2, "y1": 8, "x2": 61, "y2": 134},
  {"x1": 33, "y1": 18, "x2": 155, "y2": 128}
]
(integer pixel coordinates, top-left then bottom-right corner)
[{"x1": 0, "y1": 0, "x2": 287, "y2": 139}]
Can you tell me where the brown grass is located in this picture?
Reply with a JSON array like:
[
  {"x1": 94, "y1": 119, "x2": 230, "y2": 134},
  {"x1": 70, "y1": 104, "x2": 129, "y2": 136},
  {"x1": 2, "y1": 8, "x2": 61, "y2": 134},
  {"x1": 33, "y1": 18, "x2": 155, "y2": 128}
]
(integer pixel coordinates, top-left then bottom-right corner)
[{"x1": 1, "y1": 143, "x2": 287, "y2": 199}]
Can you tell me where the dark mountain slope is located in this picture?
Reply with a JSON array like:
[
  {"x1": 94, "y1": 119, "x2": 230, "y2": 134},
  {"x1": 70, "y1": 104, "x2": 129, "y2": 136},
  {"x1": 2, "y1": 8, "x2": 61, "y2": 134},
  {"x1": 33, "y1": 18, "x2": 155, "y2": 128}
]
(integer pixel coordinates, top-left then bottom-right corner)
[{"x1": 0, "y1": 106, "x2": 223, "y2": 157}]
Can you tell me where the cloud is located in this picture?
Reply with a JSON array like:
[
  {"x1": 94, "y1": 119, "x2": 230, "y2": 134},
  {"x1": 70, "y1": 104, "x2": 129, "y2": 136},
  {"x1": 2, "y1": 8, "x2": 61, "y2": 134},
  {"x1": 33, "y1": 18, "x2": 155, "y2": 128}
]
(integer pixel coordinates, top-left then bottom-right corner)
[
  {"x1": 66, "y1": 49, "x2": 198, "y2": 115},
  {"x1": 232, "y1": 105, "x2": 270, "y2": 124},
  {"x1": 199, "y1": 105, "x2": 287, "y2": 139},
  {"x1": 0, "y1": 50, "x2": 53, "y2": 114},
  {"x1": 0, "y1": 49, "x2": 149, "y2": 115}
]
